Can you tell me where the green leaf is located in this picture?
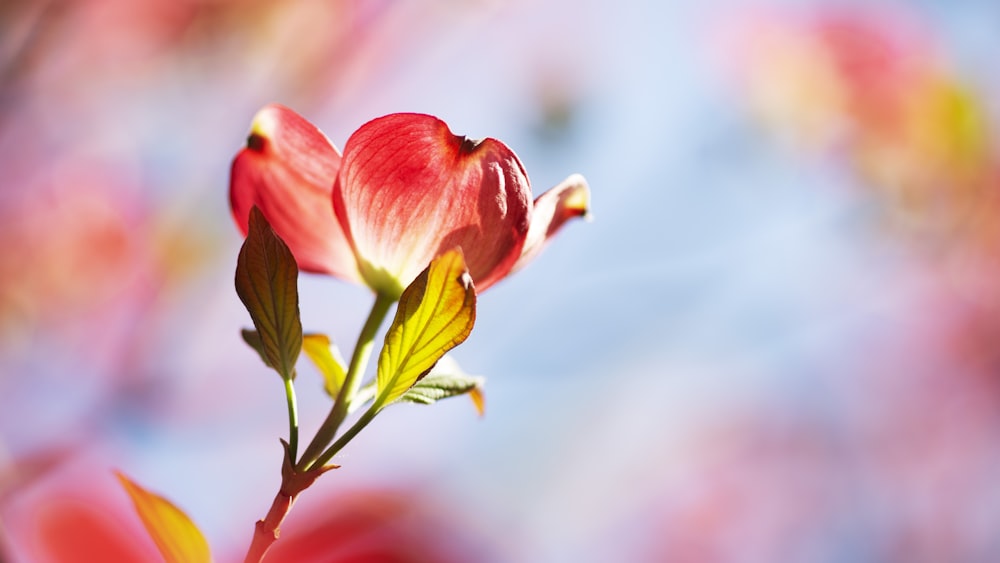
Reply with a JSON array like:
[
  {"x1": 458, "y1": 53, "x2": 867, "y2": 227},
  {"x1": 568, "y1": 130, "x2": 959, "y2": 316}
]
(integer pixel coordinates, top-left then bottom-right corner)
[
  {"x1": 375, "y1": 249, "x2": 476, "y2": 409},
  {"x1": 398, "y1": 355, "x2": 485, "y2": 410},
  {"x1": 235, "y1": 206, "x2": 302, "y2": 380},
  {"x1": 302, "y1": 333, "x2": 347, "y2": 398},
  {"x1": 116, "y1": 471, "x2": 213, "y2": 563}
]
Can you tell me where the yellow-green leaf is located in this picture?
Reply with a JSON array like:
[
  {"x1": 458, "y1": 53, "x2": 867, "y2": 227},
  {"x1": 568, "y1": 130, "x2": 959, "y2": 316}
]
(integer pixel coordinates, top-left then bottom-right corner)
[
  {"x1": 235, "y1": 206, "x2": 302, "y2": 380},
  {"x1": 115, "y1": 471, "x2": 213, "y2": 563},
  {"x1": 303, "y1": 333, "x2": 347, "y2": 398},
  {"x1": 375, "y1": 249, "x2": 476, "y2": 409}
]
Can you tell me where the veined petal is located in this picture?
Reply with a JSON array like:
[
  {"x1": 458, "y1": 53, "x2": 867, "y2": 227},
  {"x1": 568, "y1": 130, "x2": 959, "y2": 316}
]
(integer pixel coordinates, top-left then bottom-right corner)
[
  {"x1": 230, "y1": 104, "x2": 361, "y2": 283},
  {"x1": 333, "y1": 113, "x2": 531, "y2": 297},
  {"x1": 512, "y1": 174, "x2": 591, "y2": 272}
]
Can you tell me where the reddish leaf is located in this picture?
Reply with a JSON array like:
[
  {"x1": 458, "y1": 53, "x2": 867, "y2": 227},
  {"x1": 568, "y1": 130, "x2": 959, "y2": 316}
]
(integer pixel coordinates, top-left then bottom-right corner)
[{"x1": 235, "y1": 206, "x2": 303, "y2": 380}]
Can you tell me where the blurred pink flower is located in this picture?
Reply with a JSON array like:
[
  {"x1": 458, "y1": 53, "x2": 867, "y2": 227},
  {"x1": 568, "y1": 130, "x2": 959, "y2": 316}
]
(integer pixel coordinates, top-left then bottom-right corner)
[
  {"x1": 719, "y1": 8, "x2": 996, "y2": 227},
  {"x1": 262, "y1": 488, "x2": 490, "y2": 563},
  {"x1": 2, "y1": 463, "x2": 163, "y2": 563}
]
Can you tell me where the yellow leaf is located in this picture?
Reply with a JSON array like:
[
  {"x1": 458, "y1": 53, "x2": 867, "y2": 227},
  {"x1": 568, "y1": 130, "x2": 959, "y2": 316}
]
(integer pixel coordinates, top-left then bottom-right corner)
[
  {"x1": 469, "y1": 386, "x2": 486, "y2": 417},
  {"x1": 375, "y1": 249, "x2": 476, "y2": 409},
  {"x1": 302, "y1": 333, "x2": 347, "y2": 397},
  {"x1": 115, "y1": 471, "x2": 213, "y2": 563}
]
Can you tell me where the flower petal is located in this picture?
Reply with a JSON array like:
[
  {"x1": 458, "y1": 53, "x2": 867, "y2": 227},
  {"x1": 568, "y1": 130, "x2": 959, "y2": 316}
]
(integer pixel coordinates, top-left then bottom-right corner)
[
  {"x1": 512, "y1": 173, "x2": 591, "y2": 272},
  {"x1": 333, "y1": 113, "x2": 531, "y2": 297},
  {"x1": 230, "y1": 104, "x2": 361, "y2": 282}
]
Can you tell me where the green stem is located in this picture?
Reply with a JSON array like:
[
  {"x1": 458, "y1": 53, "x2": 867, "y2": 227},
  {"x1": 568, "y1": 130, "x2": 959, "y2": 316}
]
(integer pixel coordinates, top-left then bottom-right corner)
[
  {"x1": 310, "y1": 404, "x2": 380, "y2": 470},
  {"x1": 283, "y1": 374, "x2": 299, "y2": 463},
  {"x1": 296, "y1": 293, "x2": 394, "y2": 470}
]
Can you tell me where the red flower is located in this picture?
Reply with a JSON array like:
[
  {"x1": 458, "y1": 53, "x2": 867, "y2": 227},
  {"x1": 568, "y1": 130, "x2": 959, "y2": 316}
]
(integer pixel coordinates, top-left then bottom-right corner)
[{"x1": 231, "y1": 104, "x2": 589, "y2": 298}]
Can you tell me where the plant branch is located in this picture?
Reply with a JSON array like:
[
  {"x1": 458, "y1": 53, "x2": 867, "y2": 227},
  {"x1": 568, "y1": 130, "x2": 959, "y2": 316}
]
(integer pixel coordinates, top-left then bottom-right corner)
[
  {"x1": 244, "y1": 442, "x2": 336, "y2": 563},
  {"x1": 283, "y1": 375, "x2": 299, "y2": 463},
  {"x1": 243, "y1": 485, "x2": 294, "y2": 563},
  {"x1": 310, "y1": 404, "x2": 379, "y2": 470},
  {"x1": 296, "y1": 293, "x2": 393, "y2": 470}
]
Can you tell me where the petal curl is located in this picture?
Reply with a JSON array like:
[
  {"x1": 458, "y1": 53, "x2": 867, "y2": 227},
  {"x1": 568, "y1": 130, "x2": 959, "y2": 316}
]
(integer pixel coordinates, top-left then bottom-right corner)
[
  {"x1": 512, "y1": 173, "x2": 591, "y2": 272},
  {"x1": 334, "y1": 113, "x2": 531, "y2": 297},
  {"x1": 230, "y1": 104, "x2": 361, "y2": 282}
]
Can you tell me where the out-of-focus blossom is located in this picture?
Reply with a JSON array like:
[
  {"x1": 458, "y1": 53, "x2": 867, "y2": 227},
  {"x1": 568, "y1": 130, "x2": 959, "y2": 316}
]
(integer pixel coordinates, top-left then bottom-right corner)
[
  {"x1": 2, "y1": 464, "x2": 163, "y2": 563},
  {"x1": 0, "y1": 0, "x2": 391, "y2": 103},
  {"x1": 718, "y1": 8, "x2": 929, "y2": 147},
  {"x1": 718, "y1": 6, "x2": 1000, "y2": 380},
  {"x1": 0, "y1": 162, "x2": 145, "y2": 335},
  {"x1": 697, "y1": 7, "x2": 1000, "y2": 560},
  {"x1": 230, "y1": 104, "x2": 590, "y2": 298},
  {"x1": 643, "y1": 354, "x2": 1000, "y2": 562},
  {"x1": 720, "y1": 8, "x2": 998, "y2": 245},
  {"x1": 262, "y1": 488, "x2": 491, "y2": 563}
]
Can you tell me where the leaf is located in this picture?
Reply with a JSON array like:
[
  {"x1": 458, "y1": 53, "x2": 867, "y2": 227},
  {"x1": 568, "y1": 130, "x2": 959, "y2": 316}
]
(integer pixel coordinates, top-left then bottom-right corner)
[
  {"x1": 240, "y1": 328, "x2": 272, "y2": 369},
  {"x1": 115, "y1": 471, "x2": 213, "y2": 563},
  {"x1": 235, "y1": 206, "x2": 303, "y2": 380},
  {"x1": 375, "y1": 249, "x2": 476, "y2": 409},
  {"x1": 302, "y1": 333, "x2": 348, "y2": 398},
  {"x1": 469, "y1": 386, "x2": 486, "y2": 417},
  {"x1": 398, "y1": 355, "x2": 485, "y2": 414},
  {"x1": 399, "y1": 372, "x2": 485, "y2": 407}
]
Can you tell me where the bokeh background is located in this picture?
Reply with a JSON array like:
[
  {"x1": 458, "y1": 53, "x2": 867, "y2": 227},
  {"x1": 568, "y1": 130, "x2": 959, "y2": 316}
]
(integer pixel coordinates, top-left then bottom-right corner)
[{"x1": 3, "y1": 0, "x2": 1000, "y2": 561}]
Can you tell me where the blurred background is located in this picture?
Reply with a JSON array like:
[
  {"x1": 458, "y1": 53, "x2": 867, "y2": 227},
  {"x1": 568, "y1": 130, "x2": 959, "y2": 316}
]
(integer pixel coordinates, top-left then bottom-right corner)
[{"x1": 2, "y1": 0, "x2": 1000, "y2": 561}]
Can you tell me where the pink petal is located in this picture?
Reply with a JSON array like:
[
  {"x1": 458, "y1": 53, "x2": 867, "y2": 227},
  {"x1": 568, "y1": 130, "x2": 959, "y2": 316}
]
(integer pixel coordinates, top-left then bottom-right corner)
[
  {"x1": 230, "y1": 104, "x2": 361, "y2": 282},
  {"x1": 512, "y1": 173, "x2": 591, "y2": 273},
  {"x1": 334, "y1": 113, "x2": 531, "y2": 296}
]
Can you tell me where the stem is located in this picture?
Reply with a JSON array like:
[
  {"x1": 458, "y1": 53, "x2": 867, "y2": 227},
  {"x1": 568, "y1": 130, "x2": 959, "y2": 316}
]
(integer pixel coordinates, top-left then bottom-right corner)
[
  {"x1": 283, "y1": 375, "x2": 299, "y2": 463},
  {"x1": 244, "y1": 488, "x2": 296, "y2": 563},
  {"x1": 310, "y1": 404, "x2": 379, "y2": 470},
  {"x1": 244, "y1": 442, "x2": 335, "y2": 563},
  {"x1": 296, "y1": 293, "x2": 394, "y2": 470}
]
